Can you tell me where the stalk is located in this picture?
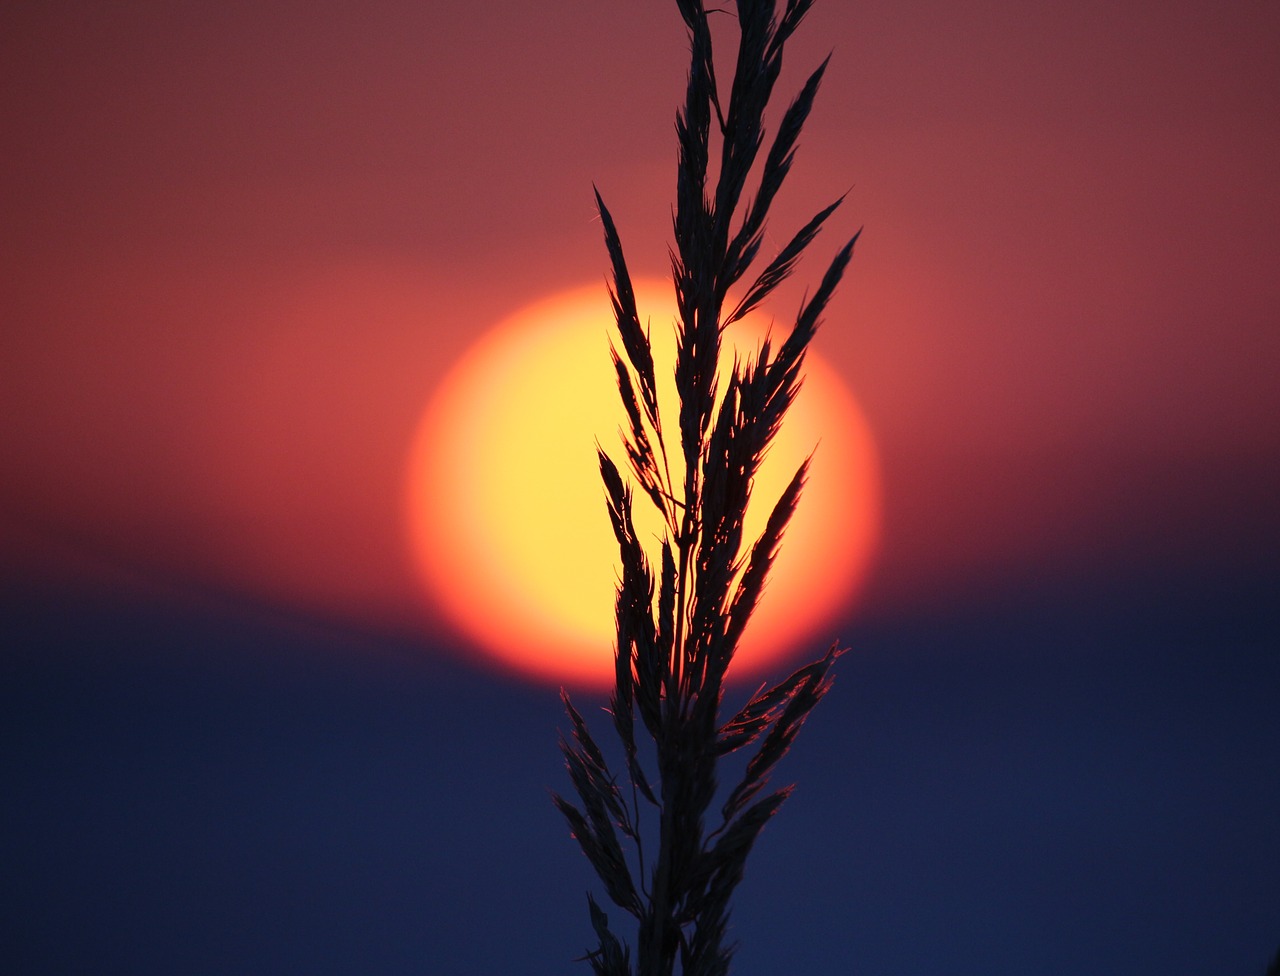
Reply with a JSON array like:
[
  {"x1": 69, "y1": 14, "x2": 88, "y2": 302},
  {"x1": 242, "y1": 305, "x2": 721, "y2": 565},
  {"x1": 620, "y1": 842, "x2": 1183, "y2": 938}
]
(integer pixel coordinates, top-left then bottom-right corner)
[{"x1": 552, "y1": 3, "x2": 859, "y2": 973}]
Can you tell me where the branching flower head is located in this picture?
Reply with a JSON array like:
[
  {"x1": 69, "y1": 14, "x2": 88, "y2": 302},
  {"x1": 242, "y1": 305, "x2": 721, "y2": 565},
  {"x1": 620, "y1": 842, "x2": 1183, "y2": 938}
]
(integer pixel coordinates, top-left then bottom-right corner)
[{"x1": 553, "y1": 3, "x2": 859, "y2": 973}]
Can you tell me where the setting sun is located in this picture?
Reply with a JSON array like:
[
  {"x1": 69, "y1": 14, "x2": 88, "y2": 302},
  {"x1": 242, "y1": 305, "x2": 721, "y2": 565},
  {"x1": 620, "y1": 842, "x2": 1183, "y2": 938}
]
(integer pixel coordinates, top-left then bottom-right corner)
[{"x1": 405, "y1": 281, "x2": 879, "y2": 686}]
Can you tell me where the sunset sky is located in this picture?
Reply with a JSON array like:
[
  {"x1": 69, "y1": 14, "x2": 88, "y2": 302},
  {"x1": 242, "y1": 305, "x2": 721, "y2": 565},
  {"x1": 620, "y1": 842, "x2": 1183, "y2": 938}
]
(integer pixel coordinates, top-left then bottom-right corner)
[{"x1": 3, "y1": 1, "x2": 1278, "y2": 973}]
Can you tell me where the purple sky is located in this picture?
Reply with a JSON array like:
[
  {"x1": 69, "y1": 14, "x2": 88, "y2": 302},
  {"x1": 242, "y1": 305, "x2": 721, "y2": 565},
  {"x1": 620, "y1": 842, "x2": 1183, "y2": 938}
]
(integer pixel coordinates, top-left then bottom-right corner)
[
  {"x1": 4, "y1": 0, "x2": 1277, "y2": 634},
  {"x1": 3, "y1": 3, "x2": 1278, "y2": 973}
]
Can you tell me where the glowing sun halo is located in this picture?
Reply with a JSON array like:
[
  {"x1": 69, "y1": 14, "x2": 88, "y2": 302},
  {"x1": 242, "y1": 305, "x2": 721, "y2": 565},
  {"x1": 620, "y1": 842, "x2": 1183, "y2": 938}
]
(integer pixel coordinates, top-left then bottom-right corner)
[{"x1": 406, "y1": 282, "x2": 880, "y2": 687}]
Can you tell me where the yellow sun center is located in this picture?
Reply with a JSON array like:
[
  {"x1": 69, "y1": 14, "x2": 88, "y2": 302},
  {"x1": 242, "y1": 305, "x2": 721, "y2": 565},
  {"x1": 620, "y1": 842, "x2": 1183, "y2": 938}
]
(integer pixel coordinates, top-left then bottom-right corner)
[{"x1": 405, "y1": 281, "x2": 879, "y2": 686}]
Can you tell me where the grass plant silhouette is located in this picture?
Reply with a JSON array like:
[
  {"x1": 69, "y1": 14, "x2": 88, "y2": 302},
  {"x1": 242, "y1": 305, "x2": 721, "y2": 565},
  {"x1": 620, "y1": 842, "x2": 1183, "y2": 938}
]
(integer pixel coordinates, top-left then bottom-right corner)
[{"x1": 551, "y1": 2, "x2": 859, "y2": 973}]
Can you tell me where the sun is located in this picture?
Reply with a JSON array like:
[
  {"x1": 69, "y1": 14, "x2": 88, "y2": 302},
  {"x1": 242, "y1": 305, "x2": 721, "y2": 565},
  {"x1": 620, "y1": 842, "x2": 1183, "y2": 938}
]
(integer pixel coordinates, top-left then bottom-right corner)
[{"x1": 405, "y1": 281, "x2": 879, "y2": 687}]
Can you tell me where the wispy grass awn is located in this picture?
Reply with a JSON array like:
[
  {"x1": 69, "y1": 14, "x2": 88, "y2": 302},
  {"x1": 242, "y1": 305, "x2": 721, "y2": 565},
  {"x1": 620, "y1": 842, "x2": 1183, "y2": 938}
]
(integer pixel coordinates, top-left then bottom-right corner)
[{"x1": 552, "y1": 3, "x2": 859, "y2": 973}]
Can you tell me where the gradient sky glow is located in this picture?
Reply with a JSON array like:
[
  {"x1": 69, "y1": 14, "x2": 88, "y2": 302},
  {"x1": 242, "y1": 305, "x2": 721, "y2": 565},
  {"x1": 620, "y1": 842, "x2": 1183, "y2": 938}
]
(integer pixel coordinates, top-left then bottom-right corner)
[
  {"x1": 5, "y1": 0, "x2": 1277, "y2": 631},
  {"x1": 3, "y1": 2, "x2": 1278, "y2": 973}
]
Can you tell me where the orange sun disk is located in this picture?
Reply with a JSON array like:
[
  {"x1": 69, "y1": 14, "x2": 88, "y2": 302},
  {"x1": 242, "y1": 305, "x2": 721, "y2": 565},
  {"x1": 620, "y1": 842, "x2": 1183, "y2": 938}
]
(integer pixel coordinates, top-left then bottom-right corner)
[{"x1": 405, "y1": 281, "x2": 880, "y2": 687}]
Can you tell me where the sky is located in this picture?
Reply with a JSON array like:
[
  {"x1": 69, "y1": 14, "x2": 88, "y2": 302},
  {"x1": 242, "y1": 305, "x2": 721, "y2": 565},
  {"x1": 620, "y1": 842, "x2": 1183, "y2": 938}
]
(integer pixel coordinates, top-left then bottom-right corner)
[{"x1": 3, "y1": 1, "x2": 1278, "y2": 973}]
